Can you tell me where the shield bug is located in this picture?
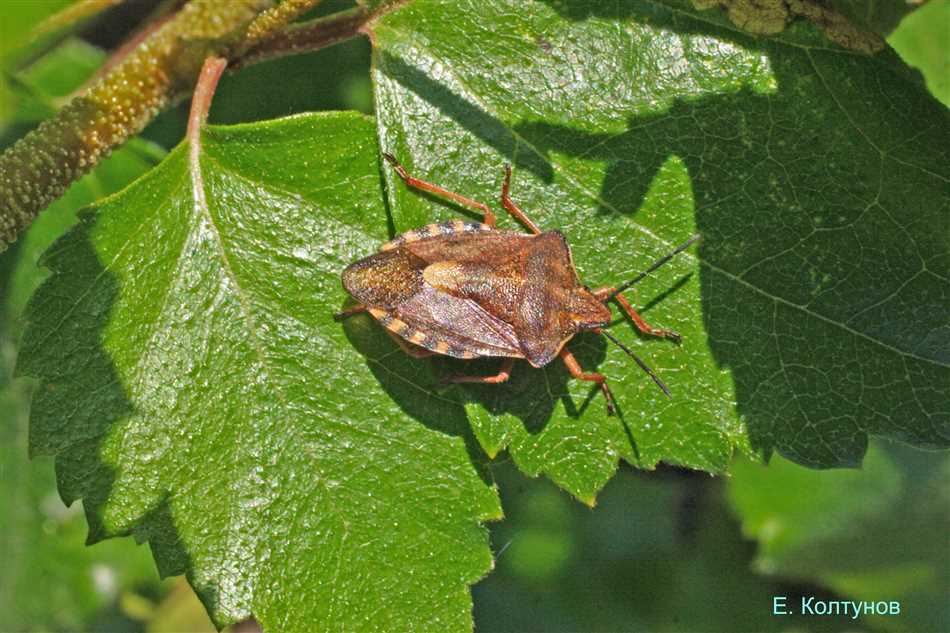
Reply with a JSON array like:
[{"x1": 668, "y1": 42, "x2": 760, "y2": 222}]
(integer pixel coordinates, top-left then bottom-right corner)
[{"x1": 336, "y1": 153, "x2": 700, "y2": 414}]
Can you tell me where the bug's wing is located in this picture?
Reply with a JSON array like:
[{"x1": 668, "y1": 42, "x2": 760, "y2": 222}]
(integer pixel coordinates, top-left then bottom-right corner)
[
  {"x1": 389, "y1": 284, "x2": 524, "y2": 359},
  {"x1": 342, "y1": 248, "x2": 424, "y2": 309},
  {"x1": 343, "y1": 231, "x2": 532, "y2": 309},
  {"x1": 406, "y1": 230, "x2": 582, "y2": 366}
]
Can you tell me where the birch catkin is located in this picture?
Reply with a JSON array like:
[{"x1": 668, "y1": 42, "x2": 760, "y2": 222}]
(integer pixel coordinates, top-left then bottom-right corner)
[{"x1": 0, "y1": 0, "x2": 272, "y2": 250}]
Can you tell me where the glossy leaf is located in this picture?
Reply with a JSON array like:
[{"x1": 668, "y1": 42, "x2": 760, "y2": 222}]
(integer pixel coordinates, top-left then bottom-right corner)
[
  {"x1": 0, "y1": 151, "x2": 165, "y2": 631},
  {"x1": 18, "y1": 112, "x2": 501, "y2": 631},
  {"x1": 370, "y1": 0, "x2": 950, "y2": 501}
]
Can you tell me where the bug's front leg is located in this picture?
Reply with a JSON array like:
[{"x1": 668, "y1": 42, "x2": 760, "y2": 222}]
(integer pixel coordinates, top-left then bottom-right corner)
[
  {"x1": 500, "y1": 164, "x2": 542, "y2": 234},
  {"x1": 441, "y1": 358, "x2": 515, "y2": 385},
  {"x1": 383, "y1": 153, "x2": 497, "y2": 227},
  {"x1": 593, "y1": 287, "x2": 681, "y2": 343},
  {"x1": 559, "y1": 349, "x2": 616, "y2": 415}
]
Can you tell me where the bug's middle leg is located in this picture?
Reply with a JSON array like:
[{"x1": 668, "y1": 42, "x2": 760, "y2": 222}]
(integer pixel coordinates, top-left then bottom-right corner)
[
  {"x1": 559, "y1": 349, "x2": 616, "y2": 415},
  {"x1": 441, "y1": 358, "x2": 515, "y2": 385},
  {"x1": 593, "y1": 287, "x2": 681, "y2": 343},
  {"x1": 383, "y1": 153, "x2": 497, "y2": 227}
]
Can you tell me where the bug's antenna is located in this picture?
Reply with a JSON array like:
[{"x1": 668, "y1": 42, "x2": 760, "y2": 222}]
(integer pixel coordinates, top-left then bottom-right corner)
[
  {"x1": 607, "y1": 234, "x2": 701, "y2": 301},
  {"x1": 599, "y1": 329, "x2": 671, "y2": 399}
]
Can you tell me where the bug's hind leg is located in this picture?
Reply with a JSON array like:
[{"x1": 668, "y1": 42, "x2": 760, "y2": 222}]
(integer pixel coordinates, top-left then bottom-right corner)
[
  {"x1": 593, "y1": 287, "x2": 681, "y2": 343},
  {"x1": 383, "y1": 153, "x2": 497, "y2": 227},
  {"x1": 441, "y1": 358, "x2": 515, "y2": 385},
  {"x1": 559, "y1": 349, "x2": 616, "y2": 415},
  {"x1": 501, "y1": 164, "x2": 542, "y2": 235}
]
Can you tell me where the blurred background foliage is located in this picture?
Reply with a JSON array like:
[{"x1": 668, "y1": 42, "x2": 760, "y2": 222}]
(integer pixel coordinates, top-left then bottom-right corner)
[{"x1": 0, "y1": 0, "x2": 947, "y2": 631}]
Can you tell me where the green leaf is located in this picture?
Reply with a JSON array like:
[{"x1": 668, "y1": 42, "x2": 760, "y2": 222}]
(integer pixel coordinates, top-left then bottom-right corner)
[
  {"x1": 728, "y1": 441, "x2": 950, "y2": 632},
  {"x1": 887, "y1": 0, "x2": 950, "y2": 107},
  {"x1": 1, "y1": 284, "x2": 166, "y2": 631},
  {"x1": 0, "y1": 0, "x2": 72, "y2": 123},
  {"x1": 370, "y1": 0, "x2": 950, "y2": 497},
  {"x1": 18, "y1": 111, "x2": 501, "y2": 631},
  {"x1": 0, "y1": 115, "x2": 167, "y2": 633}
]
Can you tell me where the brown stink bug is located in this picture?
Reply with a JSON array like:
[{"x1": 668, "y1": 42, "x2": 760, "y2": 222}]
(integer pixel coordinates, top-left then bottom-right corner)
[{"x1": 336, "y1": 154, "x2": 700, "y2": 414}]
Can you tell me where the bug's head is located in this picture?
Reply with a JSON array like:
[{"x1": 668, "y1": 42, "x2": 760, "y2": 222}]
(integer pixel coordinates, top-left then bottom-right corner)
[{"x1": 570, "y1": 286, "x2": 612, "y2": 331}]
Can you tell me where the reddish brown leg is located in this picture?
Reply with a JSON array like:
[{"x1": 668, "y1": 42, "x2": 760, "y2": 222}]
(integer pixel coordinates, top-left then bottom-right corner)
[
  {"x1": 386, "y1": 330, "x2": 434, "y2": 359},
  {"x1": 592, "y1": 287, "x2": 681, "y2": 343},
  {"x1": 442, "y1": 358, "x2": 515, "y2": 385},
  {"x1": 334, "y1": 304, "x2": 367, "y2": 321},
  {"x1": 501, "y1": 164, "x2": 542, "y2": 235},
  {"x1": 559, "y1": 349, "x2": 616, "y2": 415},
  {"x1": 383, "y1": 153, "x2": 497, "y2": 227}
]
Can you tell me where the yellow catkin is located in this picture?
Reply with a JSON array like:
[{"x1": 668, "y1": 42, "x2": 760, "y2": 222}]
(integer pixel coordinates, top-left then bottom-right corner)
[
  {"x1": 0, "y1": 0, "x2": 272, "y2": 250},
  {"x1": 242, "y1": 0, "x2": 324, "y2": 51}
]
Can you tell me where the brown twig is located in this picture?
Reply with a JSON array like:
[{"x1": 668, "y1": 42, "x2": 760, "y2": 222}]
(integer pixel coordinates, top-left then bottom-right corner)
[
  {"x1": 234, "y1": 6, "x2": 368, "y2": 69},
  {"x1": 241, "y1": 0, "x2": 327, "y2": 51},
  {"x1": 75, "y1": 9, "x2": 178, "y2": 96}
]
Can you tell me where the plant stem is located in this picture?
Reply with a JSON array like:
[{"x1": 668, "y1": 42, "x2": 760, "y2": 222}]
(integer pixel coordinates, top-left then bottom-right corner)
[
  {"x1": 76, "y1": 9, "x2": 178, "y2": 96},
  {"x1": 242, "y1": 0, "x2": 327, "y2": 51},
  {"x1": 234, "y1": 6, "x2": 369, "y2": 69}
]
